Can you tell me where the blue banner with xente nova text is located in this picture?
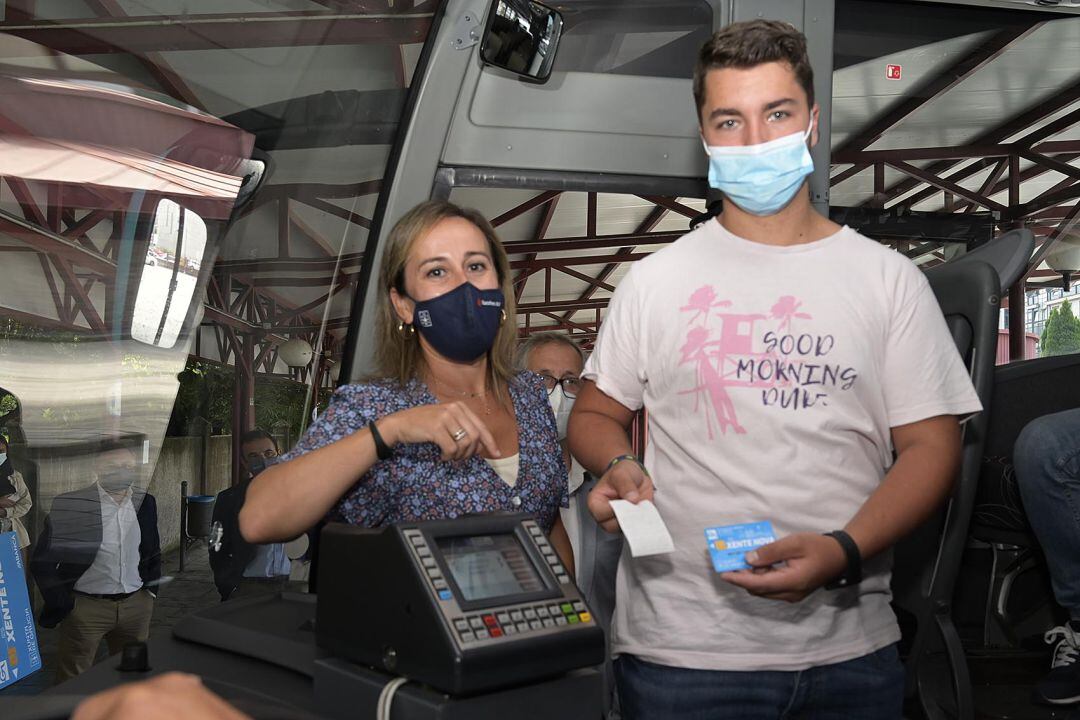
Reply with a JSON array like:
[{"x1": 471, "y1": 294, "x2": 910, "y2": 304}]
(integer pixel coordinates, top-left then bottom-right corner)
[{"x1": 0, "y1": 530, "x2": 41, "y2": 689}]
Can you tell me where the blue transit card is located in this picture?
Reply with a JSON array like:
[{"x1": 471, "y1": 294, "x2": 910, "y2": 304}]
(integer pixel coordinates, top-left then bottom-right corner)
[
  {"x1": 0, "y1": 530, "x2": 41, "y2": 689},
  {"x1": 705, "y1": 522, "x2": 777, "y2": 573}
]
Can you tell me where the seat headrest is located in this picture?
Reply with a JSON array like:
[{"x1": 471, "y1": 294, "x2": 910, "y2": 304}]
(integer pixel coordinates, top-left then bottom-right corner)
[{"x1": 949, "y1": 228, "x2": 1035, "y2": 293}]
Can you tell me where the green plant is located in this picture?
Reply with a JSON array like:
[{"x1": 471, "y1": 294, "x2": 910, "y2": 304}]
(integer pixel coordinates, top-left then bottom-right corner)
[{"x1": 1040, "y1": 302, "x2": 1080, "y2": 357}]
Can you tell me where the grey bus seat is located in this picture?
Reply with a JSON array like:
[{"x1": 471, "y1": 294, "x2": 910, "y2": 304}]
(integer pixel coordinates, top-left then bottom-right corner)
[
  {"x1": 892, "y1": 258, "x2": 1000, "y2": 720},
  {"x1": 949, "y1": 228, "x2": 1035, "y2": 295},
  {"x1": 970, "y1": 353, "x2": 1080, "y2": 648}
]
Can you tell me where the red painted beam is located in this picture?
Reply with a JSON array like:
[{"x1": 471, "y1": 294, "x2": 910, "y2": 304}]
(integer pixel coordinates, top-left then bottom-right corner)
[
  {"x1": 884, "y1": 160, "x2": 1007, "y2": 212},
  {"x1": 300, "y1": 196, "x2": 373, "y2": 229},
  {"x1": 0, "y1": 212, "x2": 115, "y2": 274},
  {"x1": 518, "y1": 298, "x2": 609, "y2": 314},
  {"x1": 213, "y1": 253, "x2": 365, "y2": 274},
  {"x1": 251, "y1": 274, "x2": 360, "y2": 287},
  {"x1": 504, "y1": 230, "x2": 682, "y2": 255},
  {"x1": 512, "y1": 194, "x2": 560, "y2": 300},
  {"x1": 865, "y1": 77, "x2": 1080, "y2": 208},
  {"x1": 509, "y1": 252, "x2": 651, "y2": 271},
  {"x1": 491, "y1": 191, "x2": 561, "y2": 228},
  {"x1": 558, "y1": 205, "x2": 668, "y2": 322},
  {"x1": 1022, "y1": 202, "x2": 1080, "y2": 281}
]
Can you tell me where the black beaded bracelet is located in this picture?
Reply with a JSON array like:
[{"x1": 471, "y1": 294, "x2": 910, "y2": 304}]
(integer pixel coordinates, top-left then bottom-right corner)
[
  {"x1": 604, "y1": 454, "x2": 649, "y2": 477},
  {"x1": 823, "y1": 530, "x2": 862, "y2": 589},
  {"x1": 368, "y1": 420, "x2": 393, "y2": 461}
]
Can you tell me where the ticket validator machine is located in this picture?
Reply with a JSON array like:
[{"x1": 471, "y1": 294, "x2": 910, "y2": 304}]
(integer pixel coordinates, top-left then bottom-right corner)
[
  {"x1": 10, "y1": 514, "x2": 605, "y2": 720},
  {"x1": 318, "y1": 513, "x2": 604, "y2": 696}
]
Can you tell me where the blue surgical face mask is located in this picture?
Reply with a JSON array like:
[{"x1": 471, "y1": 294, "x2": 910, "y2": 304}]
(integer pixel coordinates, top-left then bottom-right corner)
[
  {"x1": 410, "y1": 282, "x2": 505, "y2": 362},
  {"x1": 702, "y1": 120, "x2": 814, "y2": 216},
  {"x1": 0, "y1": 453, "x2": 7, "y2": 466}
]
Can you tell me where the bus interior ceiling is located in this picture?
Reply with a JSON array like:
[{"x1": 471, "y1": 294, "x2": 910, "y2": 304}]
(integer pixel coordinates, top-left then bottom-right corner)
[{"x1": 0, "y1": 0, "x2": 1078, "y2": 712}]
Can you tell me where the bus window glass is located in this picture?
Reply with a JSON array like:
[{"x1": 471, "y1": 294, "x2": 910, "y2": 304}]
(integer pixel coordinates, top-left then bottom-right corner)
[{"x1": 0, "y1": 4, "x2": 436, "y2": 692}]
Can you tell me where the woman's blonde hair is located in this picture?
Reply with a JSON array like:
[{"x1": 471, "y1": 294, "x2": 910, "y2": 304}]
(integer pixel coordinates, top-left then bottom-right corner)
[{"x1": 372, "y1": 200, "x2": 518, "y2": 391}]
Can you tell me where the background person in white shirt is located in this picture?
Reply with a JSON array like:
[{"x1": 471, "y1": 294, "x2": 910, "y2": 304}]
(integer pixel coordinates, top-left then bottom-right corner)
[
  {"x1": 31, "y1": 443, "x2": 161, "y2": 684},
  {"x1": 568, "y1": 19, "x2": 982, "y2": 719},
  {"x1": 0, "y1": 434, "x2": 33, "y2": 567},
  {"x1": 517, "y1": 331, "x2": 623, "y2": 718}
]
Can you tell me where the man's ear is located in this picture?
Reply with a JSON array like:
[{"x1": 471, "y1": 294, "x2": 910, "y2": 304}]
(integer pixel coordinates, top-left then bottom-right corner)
[
  {"x1": 389, "y1": 287, "x2": 415, "y2": 325},
  {"x1": 809, "y1": 103, "x2": 820, "y2": 148}
]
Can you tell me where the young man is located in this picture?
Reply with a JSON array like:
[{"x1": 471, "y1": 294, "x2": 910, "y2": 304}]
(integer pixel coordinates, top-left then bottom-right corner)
[
  {"x1": 31, "y1": 443, "x2": 161, "y2": 684},
  {"x1": 568, "y1": 20, "x2": 982, "y2": 718}
]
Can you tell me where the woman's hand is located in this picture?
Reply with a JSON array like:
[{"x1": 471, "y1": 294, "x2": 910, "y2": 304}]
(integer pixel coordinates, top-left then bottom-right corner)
[
  {"x1": 0, "y1": 496, "x2": 16, "y2": 509},
  {"x1": 382, "y1": 402, "x2": 500, "y2": 461}
]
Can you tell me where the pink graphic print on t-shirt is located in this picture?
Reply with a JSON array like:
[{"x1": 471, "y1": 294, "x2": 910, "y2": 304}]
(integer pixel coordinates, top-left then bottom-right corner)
[{"x1": 679, "y1": 287, "x2": 858, "y2": 438}]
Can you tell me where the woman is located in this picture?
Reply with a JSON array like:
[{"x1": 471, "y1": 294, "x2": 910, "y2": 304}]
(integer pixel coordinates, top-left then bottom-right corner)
[
  {"x1": 0, "y1": 435, "x2": 32, "y2": 566},
  {"x1": 240, "y1": 201, "x2": 574, "y2": 571}
]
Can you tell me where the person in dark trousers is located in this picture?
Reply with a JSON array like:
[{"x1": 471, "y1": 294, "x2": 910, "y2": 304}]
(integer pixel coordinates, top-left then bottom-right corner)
[
  {"x1": 1014, "y1": 407, "x2": 1080, "y2": 706},
  {"x1": 31, "y1": 442, "x2": 161, "y2": 684},
  {"x1": 209, "y1": 429, "x2": 295, "y2": 601}
]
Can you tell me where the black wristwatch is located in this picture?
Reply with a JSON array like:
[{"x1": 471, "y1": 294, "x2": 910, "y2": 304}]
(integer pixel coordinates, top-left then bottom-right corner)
[
  {"x1": 368, "y1": 420, "x2": 394, "y2": 461},
  {"x1": 823, "y1": 530, "x2": 862, "y2": 590}
]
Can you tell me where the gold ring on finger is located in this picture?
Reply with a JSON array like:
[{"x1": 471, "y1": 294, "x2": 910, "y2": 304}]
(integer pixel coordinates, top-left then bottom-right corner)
[{"x1": 451, "y1": 428, "x2": 468, "y2": 442}]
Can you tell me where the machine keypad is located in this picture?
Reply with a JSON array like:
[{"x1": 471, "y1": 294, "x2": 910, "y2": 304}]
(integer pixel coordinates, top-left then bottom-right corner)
[{"x1": 455, "y1": 600, "x2": 592, "y2": 645}]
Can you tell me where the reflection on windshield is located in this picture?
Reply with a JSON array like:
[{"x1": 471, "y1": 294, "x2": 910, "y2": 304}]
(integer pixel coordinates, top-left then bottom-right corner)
[
  {"x1": 0, "y1": 3, "x2": 433, "y2": 694},
  {"x1": 132, "y1": 200, "x2": 207, "y2": 349}
]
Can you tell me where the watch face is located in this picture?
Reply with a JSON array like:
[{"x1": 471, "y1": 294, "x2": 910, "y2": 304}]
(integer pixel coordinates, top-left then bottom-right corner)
[{"x1": 209, "y1": 521, "x2": 224, "y2": 552}]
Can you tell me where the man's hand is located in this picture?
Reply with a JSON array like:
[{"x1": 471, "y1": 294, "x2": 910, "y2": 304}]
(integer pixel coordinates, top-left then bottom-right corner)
[
  {"x1": 587, "y1": 459, "x2": 654, "y2": 533},
  {"x1": 0, "y1": 496, "x2": 17, "y2": 509},
  {"x1": 71, "y1": 672, "x2": 251, "y2": 720},
  {"x1": 721, "y1": 533, "x2": 847, "y2": 603}
]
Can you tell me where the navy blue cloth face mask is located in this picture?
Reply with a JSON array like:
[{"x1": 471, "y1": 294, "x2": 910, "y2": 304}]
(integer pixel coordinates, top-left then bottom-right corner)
[{"x1": 410, "y1": 282, "x2": 505, "y2": 362}]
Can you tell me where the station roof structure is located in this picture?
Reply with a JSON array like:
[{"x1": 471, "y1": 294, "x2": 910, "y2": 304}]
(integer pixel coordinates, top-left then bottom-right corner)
[{"x1": 0, "y1": 0, "x2": 1076, "y2": 366}]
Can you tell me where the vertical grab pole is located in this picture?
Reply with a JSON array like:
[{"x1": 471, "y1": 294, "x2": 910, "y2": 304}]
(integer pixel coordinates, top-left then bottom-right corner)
[{"x1": 180, "y1": 480, "x2": 189, "y2": 572}]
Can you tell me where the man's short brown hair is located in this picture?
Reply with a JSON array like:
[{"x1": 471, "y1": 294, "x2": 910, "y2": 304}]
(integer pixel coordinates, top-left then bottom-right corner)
[{"x1": 693, "y1": 19, "x2": 815, "y2": 121}]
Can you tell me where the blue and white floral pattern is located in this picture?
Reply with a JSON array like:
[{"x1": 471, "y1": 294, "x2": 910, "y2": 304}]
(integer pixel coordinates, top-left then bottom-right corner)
[{"x1": 278, "y1": 371, "x2": 568, "y2": 532}]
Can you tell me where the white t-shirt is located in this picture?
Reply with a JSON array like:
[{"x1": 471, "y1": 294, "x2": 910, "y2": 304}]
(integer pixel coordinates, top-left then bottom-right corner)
[{"x1": 583, "y1": 220, "x2": 982, "y2": 672}]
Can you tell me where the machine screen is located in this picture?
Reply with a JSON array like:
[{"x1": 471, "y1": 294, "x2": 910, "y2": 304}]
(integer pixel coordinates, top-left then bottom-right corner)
[{"x1": 435, "y1": 533, "x2": 545, "y2": 602}]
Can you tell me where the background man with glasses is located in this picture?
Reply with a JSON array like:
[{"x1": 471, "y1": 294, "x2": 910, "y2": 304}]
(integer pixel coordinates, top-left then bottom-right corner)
[{"x1": 517, "y1": 331, "x2": 622, "y2": 718}]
